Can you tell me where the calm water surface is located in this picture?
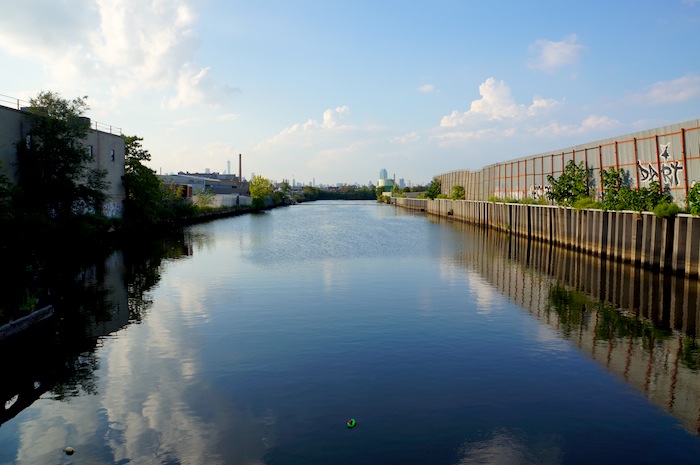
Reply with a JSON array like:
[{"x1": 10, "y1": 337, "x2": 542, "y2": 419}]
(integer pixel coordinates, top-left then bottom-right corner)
[{"x1": 2, "y1": 200, "x2": 700, "y2": 464}]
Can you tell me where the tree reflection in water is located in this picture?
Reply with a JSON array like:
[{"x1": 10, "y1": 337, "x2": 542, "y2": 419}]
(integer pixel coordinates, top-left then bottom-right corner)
[
  {"x1": 436, "y1": 216, "x2": 700, "y2": 434},
  {"x1": 0, "y1": 229, "x2": 198, "y2": 427}
]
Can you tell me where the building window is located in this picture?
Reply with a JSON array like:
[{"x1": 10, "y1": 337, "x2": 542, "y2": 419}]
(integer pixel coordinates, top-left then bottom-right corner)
[
  {"x1": 111, "y1": 149, "x2": 115, "y2": 161},
  {"x1": 87, "y1": 145, "x2": 93, "y2": 159}
]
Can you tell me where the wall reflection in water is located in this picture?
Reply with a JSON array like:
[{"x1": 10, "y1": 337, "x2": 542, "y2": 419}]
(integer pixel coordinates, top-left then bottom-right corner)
[{"x1": 437, "y1": 217, "x2": 700, "y2": 435}]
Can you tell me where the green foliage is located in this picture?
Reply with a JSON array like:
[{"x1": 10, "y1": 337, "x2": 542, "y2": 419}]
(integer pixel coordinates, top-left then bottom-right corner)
[
  {"x1": 600, "y1": 167, "x2": 631, "y2": 210},
  {"x1": 302, "y1": 185, "x2": 320, "y2": 201},
  {"x1": 450, "y1": 184, "x2": 465, "y2": 200},
  {"x1": 272, "y1": 191, "x2": 285, "y2": 204},
  {"x1": 377, "y1": 186, "x2": 387, "y2": 201},
  {"x1": 546, "y1": 160, "x2": 591, "y2": 206},
  {"x1": 590, "y1": 166, "x2": 680, "y2": 216},
  {"x1": 573, "y1": 197, "x2": 601, "y2": 210},
  {"x1": 122, "y1": 135, "x2": 196, "y2": 227},
  {"x1": 613, "y1": 181, "x2": 674, "y2": 213},
  {"x1": 161, "y1": 182, "x2": 197, "y2": 220},
  {"x1": 652, "y1": 202, "x2": 681, "y2": 218},
  {"x1": 680, "y1": 337, "x2": 700, "y2": 370},
  {"x1": 279, "y1": 181, "x2": 291, "y2": 196},
  {"x1": 686, "y1": 183, "x2": 700, "y2": 216},
  {"x1": 548, "y1": 284, "x2": 670, "y2": 342},
  {"x1": 122, "y1": 136, "x2": 196, "y2": 228},
  {"x1": 15, "y1": 91, "x2": 108, "y2": 222},
  {"x1": 249, "y1": 174, "x2": 275, "y2": 208},
  {"x1": 122, "y1": 135, "x2": 168, "y2": 227},
  {"x1": 487, "y1": 196, "x2": 518, "y2": 203},
  {"x1": 290, "y1": 185, "x2": 379, "y2": 202},
  {"x1": 425, "y1": 178, "x2": 441, "y2": 199},
  {"x1": 195, "y1": 189, "x2": 215, "y2": 207},
  {"x1": 519, "y1": 196, "x2": 549, "y2": 205}
]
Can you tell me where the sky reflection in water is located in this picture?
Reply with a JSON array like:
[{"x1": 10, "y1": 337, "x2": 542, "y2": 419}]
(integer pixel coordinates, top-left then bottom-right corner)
[{"x1": 2, "y1": 201, "x2": 700, "y2": 465}]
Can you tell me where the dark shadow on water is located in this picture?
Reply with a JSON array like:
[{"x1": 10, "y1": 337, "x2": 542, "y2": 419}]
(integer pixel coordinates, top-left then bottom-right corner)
[{"x1": 0, "y1": 229, "x2": 201, "y2": 428}]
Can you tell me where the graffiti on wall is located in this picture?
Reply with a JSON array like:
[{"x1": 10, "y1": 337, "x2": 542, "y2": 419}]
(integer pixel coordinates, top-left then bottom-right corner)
[
  {"x1": 637, "y1": 142, "x2": 684, "y2": 187},
  {"x1": 529, "y1": 184, "x2": 552, "y2": 199},
  {"x1": 102, "y1": 201, "x2": 123, "y2": 218}
]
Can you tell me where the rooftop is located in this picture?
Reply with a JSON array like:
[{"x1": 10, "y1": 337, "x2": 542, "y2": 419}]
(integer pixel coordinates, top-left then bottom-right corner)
[{"x1": 0, "y1": 93, "x2": 122, "y2": 136}]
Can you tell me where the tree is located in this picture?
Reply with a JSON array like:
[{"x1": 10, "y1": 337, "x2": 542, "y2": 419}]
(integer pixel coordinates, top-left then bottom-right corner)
[
  {"x1": 122, "y1": 135, "x2": 166, "y2": 226},
  {"x1": 302, "y1": 185, "x2": 320, "y2": 201},
  {"x1": 546, "y1": 160, "x2": 590, "y2": 206},
  {"x1": 451, "y1": 185, "x2": 465, "y2": 200},
  {"x1": 424, "y1": 178, "x2": 442, "y2": 199},
  {"x1": 249, "y1": 175, "x2": 275, "y2": 208},
  {"x1": 279, "y1": 181, "x2": 291, "y2": 196},
  {"x1": 15, "y1": 91, "x2": 108, "y2": 222},
  {"x1": 376, "y1": 186, "x2": 385, "y2": 201},
  {"x1": 687, "y1": 183, "x2": 700, "y2": 216},
  {"x1": 600, "y1": 167, "x2": 629, "y2": 210}
]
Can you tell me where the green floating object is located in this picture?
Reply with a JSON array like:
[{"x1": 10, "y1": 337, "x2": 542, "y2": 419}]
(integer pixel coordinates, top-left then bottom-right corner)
[{"x1": 346, "y1": 418, "x2": 356, "y2": 429}]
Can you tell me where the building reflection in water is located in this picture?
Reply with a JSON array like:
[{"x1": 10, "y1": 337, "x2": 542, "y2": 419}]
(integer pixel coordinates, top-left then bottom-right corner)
[
  {"x1": 0, "y1": 230, "x2": 198, "y2": 429},
  {"x1": 436, "y1": 217, "x2": 700, "y2": 435}
]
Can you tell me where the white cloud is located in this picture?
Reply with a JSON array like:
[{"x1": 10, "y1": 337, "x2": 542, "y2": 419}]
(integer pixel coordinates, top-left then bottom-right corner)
[
  {"x1": 393, "y1": 132, "x2": 420, "y2": 143},
  {"x1": 630, "y1": 74, "x2": 700, "y2": 105},
  {"x1": 528, "y1": 35, "x2": 585, "y2": 72},
  {"x1": 430, "y1": 127, "x2": 517, "y2": 146},
  {"x1": 417, "y1": 83, "x2": 436, "y2": 93},
  {"x1": 167, "y1": 65, "x2": 238, "y2": 109},
  {"x1": 431, "y1": 77, "x2": 624, "y2": 154},
  {"x1": 440, "y1": 77, "x2": 558, "y2": 126},
  {"x1": 321, "y1": 105, "x2": 350, "y2": 128},
  {"x1": 217, "y1": 113, "x2": 239, "y2": 122},
  {"x1": 0, "y1": 0, "x2": 97, "y2": 58},
  {"x1": 533, "y1": 115, "x2": 621, "y2": 137},
  {"x1": 0, "y1": 0, "x2": 231, "y2": 108},
  {"x1": 269, "y1": 106, "x2": 352, "y2": 143},
  {"x1": 247, "y1": 107, "x2": 396, "y2": 184}
]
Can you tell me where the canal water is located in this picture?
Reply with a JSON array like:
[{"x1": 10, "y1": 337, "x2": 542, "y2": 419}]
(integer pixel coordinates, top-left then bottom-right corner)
[{"x1": 2, "y1": 200, "x2": 700, "y2": 464}]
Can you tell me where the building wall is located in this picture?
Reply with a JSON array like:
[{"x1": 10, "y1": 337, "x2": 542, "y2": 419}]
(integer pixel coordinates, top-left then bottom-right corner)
[
  {"x1": 435, "y1": 118, "x2": 700, "y2": 205},
  {"x1": 85, "y1": 128, "x2": 126, "y2": 218},
  {"x1": 192, "y1": 193, "x2": 252, "y2": 207},
  {"x1": 0, "y1": 106, "x2": 29, "y2": 182},
  {"x1": 0, "y1": 105, "x2": 125, "y2": 218}
]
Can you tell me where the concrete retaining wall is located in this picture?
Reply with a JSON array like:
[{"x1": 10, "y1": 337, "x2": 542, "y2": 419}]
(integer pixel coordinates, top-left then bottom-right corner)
[{"x1": 393, "y1": 197, "x2": 700, "y2": 277}]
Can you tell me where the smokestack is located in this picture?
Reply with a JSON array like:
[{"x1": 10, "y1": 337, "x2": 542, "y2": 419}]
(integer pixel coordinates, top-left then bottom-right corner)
[{"x1": 239, "y1": 154, "x2": 242, "y2": 181}]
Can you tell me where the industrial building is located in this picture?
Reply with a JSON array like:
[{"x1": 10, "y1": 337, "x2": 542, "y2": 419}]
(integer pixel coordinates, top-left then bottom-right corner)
[{"x1": 0, "y1": 99, "x2": 125, "y2": 218}]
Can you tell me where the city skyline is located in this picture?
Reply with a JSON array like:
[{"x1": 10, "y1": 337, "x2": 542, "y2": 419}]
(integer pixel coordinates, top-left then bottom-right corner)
[{"x1": 1, "y1": 1, "x2": 699, "y2": 185}]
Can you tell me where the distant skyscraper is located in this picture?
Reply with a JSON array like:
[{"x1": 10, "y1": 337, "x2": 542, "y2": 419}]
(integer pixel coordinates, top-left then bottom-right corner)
[{"x1": 379, "y1": 168, "x2": 388, "y2": 180}]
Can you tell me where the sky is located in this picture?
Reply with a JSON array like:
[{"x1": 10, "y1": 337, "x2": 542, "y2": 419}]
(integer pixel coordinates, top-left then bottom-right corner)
[{"x1": 1, "y1": 0, "x2": 700, "y2": 187}]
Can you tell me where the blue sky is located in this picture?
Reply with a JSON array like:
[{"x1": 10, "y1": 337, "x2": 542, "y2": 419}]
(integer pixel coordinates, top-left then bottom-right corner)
[{"x1": 1, "y1": 0, "x2": 699, "y2": 186}]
